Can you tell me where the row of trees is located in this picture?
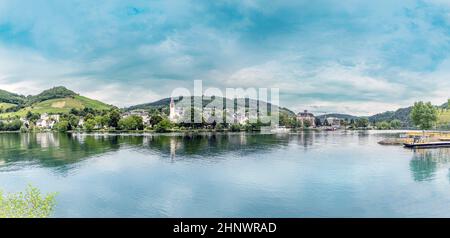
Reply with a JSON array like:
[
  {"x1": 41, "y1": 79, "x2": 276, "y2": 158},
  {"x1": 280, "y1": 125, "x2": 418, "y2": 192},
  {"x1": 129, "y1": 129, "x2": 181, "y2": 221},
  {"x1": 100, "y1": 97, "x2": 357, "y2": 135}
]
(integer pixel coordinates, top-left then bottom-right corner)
[
  {"x1": 0, "y1": 119, "x2": 23, "y2": 131},
  {"x1": 375, "y1": 120, "x2": 402, "y2": 130}
]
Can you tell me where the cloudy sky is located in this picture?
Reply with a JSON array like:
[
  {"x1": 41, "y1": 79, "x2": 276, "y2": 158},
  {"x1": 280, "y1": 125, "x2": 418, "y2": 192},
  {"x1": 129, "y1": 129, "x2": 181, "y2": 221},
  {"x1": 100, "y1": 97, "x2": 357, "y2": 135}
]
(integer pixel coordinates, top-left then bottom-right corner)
[{"x1": 1, "y1": 0, "x2": 450, "y2": 115}]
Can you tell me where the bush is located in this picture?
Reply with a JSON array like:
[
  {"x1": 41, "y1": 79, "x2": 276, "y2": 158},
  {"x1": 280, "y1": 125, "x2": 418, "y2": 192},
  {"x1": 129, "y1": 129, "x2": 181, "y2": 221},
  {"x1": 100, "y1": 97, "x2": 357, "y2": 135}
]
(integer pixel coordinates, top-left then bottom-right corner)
[
  {"x1": 154, "y1": 119, "x2": 173, "y2": 133},
  {"x1": 84, "y1": 119, "x2": 97, "y2": 132},
  {"x1": 118, "y1": 115, "x2": 144, "y2": 131},
  {"x1": 0, "y1": 184, "x2": 57, "y2": 218},
  {"x1": 230, "y1": 124, "x2": 241, "y2": 132},
  {"x1": 55, "y1": 120, "x2": 70, "y2": 132},
  {"x1": 0, "y1": 119, "x2": 23, "y2": 131}
]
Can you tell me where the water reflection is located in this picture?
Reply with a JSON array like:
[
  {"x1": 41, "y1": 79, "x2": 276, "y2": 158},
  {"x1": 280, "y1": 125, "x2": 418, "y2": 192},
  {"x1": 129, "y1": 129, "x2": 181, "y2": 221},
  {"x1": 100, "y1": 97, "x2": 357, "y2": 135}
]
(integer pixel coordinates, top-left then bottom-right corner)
[
  {"x1": 0, "y1": 132, "x2": 291, "y2": 172},
  {"x1": 409, "y1": 148, "x2": 450, "y2": 182},
  {"x1": 4, "y1": 132, "x2": 450, "y2": 184}
]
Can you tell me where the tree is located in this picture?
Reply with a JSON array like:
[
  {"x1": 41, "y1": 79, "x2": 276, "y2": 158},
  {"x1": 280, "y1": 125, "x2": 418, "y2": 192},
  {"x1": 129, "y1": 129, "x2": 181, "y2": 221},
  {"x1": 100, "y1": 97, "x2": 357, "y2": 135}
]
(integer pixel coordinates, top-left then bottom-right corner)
[
  {"x1": 25, "y1": 111, "x2": 40, "y2": 122},
  {"x1": 410, "y1": 101, "x2": 438, "y2": 131},
  {"x1": 356, "y1": 118, "x2": 369, "y2": 128},
  {"x1": 108, "y1": 110, "x2": 121, "y2": 128},
  {"x1": 376, "y1": 121, "x2": 390, "y2": 130},
  {"x1": 118, "y1": 115, "x2": 144, "y2": 131},
  {"x1": 68, "y1": 114, "x2": 80, "y2": 130},
  {"x1": 55, "y1": 120, "x2": 70, "y2": 132},
  {"x1": 154, "y1": 119, "x2": 173, "y2": 133},
  {"x1": 150, "y1": 114, "x2": 163, "y2": 126},
  {"x1": 390, "y1": 119, "x2": 402, "y2": 129},
  {"x1": 0, "y1": 184, "x2": 57, "y2": 218},
  {"x1": 84, "y1": 119, "x2": 97, "y2": 132}
]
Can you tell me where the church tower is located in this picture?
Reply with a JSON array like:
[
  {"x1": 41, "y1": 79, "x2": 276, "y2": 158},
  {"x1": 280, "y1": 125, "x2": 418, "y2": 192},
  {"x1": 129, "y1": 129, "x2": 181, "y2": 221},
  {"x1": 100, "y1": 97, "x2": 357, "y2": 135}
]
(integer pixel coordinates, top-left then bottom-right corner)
[{"x1": 169, "y1": 97, "x2": 176, "y2": 122}]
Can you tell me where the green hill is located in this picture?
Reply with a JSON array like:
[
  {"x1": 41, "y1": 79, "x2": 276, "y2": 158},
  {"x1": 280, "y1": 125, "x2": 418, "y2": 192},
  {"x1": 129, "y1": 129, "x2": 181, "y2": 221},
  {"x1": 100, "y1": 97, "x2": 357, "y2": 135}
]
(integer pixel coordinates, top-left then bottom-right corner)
[
  {"x1": 368, "y1": 107, "x2": 413, "y2": 127},
  {"x1": 127, "y1": 96, "x2": 296, "y2": 116},
  {"x1": 0, "y1": 89, "x2": 26, "y2": 105},
  {"x1": 0, "y1": 87, "x2": 113, "y2": 118}
]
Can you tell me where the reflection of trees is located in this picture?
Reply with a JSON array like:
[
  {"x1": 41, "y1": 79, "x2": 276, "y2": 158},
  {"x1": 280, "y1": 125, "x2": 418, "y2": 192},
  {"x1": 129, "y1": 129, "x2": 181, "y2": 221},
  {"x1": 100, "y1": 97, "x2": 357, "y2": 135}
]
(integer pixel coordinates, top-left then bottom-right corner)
[
  {"x1": 0, "y1": 132, "x2": 289, "y2": 172},
  {"x1": 143, "y1": 133, "x2": 288, "y2": 160},
  {"x1": 0, "y1": 133, "x2": 121, "y2": 173},
  {"x1": 409, "y1": 148, "x2": 450, "y2": 182}
]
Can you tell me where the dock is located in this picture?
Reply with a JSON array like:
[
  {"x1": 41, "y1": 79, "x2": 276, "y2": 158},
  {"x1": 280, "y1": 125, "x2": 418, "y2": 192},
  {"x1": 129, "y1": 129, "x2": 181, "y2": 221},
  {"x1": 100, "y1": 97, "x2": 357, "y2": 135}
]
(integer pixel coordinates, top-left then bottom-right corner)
[{"x1": 404, "y1": 141, "x2": 450, "y2": 148}]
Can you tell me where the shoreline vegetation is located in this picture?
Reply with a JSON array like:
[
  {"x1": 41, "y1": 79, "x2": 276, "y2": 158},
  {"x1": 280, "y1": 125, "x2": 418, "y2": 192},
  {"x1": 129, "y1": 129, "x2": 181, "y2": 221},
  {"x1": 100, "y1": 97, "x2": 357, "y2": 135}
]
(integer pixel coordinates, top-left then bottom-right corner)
[
  {"x1": 1, "y1": 86, "x2": 449, "y2": 135},
  {"x1": 0, "y1": 184, "x2": 57, "y2": 218}
]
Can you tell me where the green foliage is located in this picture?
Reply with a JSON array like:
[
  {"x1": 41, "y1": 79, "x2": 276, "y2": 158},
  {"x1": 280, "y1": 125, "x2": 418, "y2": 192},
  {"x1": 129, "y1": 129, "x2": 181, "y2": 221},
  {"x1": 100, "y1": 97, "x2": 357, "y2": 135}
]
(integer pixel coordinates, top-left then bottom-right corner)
[
  {"x1": 356, "y1": 118, "x2": 369, "y2": 128},
  {"x1": 118, "y1": 115, "x2": 144, "y2": 131},
  {"x1": 26, "y1": 111, "x2": 41, "y2": 122},
  {"x1": 108, "y1": 110, "x2": 121, "y2": 128},
  {"x1": 0, "y1": 89, "x2": 26, "y2": 105},
  {"x1": 27, "y1": 86, "x2": 77, "y2": 105},
  {"x1": 0, "y1": 184, "x2": 57, "y2": 218},
  {"x1": 0, "y1": 119, "x2": 23, "y2": 131},
  {"x1": 154, "y1": 119, "x2": 173, "y2": 133},
  {"x1": 84, "y1": 119, "x2": 97, "y2": 132},
  {"x1": 67, "y1": 114, "x2": 80, "y2": 129},
  {"x1": 94, "y1": 115, "x2": 108, "y2": 128},
  {"x1": 390, "y1": 119, "x2": 402, "y2": 129},
  {"x1": 369, "y1": 107, "x2": 413, "y2": 127},
  {"x1": 215, "y1": 123, "x2": 225, "y2": 131},
  {"x1": 279, "y1": 112, "x2": 300, "y2": 128},
  {"x1": 55, "y1": 120, "x2": 70, "y2": 132},
  {"x1": 411, "y1": 101, "x2": 438, "y2": 130},
  {"x1": 375, "y1": 121, "x2": 391, "y2": 130},
  {"x1": 230, "y1": 124, "x2": 242, "y2": 132},
  {"x1": 0, "y1": 87, "x2": 113, "y2": 119},
  {"x1": 149, "y1": 114, "x2": 163, "y2": 126}
]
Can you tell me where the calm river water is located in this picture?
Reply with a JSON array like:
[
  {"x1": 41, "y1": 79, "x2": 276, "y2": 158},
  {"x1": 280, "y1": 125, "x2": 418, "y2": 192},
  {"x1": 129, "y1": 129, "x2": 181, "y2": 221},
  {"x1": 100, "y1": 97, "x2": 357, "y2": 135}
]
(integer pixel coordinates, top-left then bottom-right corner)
[{"x1": 1, "y1": 131, "x2": 450, "y2": 217}]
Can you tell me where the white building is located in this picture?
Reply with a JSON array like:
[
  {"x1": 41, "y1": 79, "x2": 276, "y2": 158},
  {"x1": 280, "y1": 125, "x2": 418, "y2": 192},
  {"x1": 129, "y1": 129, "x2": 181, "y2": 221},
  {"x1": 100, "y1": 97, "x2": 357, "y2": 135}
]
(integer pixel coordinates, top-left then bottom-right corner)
[
  {"x1": 36, "y1": 113, "x2": 60, "y2": 129},
  {"x1": 169, "y1": 98, "x2": 185, "y2": 123},
  {"x1": 325, "y1": 117, "x2": 342, "y2": 128}
]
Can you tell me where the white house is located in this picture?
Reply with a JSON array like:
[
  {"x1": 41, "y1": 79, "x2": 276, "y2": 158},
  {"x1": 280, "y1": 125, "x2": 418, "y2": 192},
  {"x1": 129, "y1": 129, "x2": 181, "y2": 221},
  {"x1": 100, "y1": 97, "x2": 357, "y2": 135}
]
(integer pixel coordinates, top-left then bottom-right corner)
[
  {"x1": 36, "y1": 113, "x2": 60, "y2": 129},
  {"x1": 325, "y1": 117, "x2": 342, "y2": 128}
]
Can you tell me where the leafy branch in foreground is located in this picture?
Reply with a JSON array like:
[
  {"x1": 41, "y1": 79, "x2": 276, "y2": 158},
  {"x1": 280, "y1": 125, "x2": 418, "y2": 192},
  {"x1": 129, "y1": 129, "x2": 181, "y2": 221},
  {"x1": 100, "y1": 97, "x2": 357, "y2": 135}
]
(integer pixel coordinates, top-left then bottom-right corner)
[{"x1": 0, "y1": 184, "x2": 57, "y2": 218}]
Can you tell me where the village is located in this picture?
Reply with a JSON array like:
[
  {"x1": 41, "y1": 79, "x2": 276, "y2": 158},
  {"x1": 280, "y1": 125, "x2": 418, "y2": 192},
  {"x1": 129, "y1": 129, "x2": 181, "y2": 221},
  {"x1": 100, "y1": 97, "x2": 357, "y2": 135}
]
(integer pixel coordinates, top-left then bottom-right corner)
[{"x1": 0, "y1": 97, "x2": 358, "y2": 132}]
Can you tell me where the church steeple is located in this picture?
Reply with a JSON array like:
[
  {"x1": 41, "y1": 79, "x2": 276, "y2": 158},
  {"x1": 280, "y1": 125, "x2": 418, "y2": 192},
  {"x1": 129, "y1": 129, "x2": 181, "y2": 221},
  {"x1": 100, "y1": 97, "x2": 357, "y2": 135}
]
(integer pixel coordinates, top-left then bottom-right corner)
[{"x1": 169, "y1": 97, "x2": 176, "y2": 121}]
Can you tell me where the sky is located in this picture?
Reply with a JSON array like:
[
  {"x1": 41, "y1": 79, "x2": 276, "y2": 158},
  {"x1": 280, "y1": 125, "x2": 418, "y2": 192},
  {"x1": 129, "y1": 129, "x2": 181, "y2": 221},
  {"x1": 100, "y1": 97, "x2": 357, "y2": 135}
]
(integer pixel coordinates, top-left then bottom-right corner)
[{"x1": 1, "y1": 0, "x2": 450, "y2": 115}]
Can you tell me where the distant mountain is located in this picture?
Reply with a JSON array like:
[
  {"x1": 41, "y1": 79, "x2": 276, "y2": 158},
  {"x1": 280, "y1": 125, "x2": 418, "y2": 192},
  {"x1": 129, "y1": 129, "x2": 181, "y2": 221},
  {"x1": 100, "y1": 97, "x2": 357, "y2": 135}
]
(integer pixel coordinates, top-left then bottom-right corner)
[
  {"x1": 0, "y1": 86, "x2": 114, "y2": 118},
  {"x1": 127, "y1": 96, "x2": 296, "y2": 116},
  {"x1": 315, "y1": 113, "x2": 360, "y2": 121},
  {"x1": 368, "y1": 106, "x2": 413, "y2": 126}
]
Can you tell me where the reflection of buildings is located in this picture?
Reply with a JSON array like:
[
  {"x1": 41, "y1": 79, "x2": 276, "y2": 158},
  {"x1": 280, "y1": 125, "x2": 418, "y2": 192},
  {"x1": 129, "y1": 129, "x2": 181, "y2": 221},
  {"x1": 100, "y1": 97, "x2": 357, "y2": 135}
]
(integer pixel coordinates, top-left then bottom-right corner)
[
  {"x1": 36, "y1": 133, "x2": 60, "y2": 148},
  {"x1": 170, "y1": 137, "x2": 177, "y2": 160}
]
